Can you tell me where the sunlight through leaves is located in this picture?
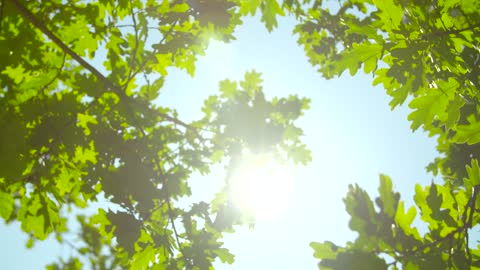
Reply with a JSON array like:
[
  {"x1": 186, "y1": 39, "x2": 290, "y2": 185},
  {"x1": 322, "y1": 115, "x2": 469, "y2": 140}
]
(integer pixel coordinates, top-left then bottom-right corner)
[{"x1": 229, "y1": 151, "x2": 292, "y2": 221}]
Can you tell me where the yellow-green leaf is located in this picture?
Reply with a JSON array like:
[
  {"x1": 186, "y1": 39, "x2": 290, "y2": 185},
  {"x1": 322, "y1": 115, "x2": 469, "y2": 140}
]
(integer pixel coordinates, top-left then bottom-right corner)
[{"x1": 0, "y1": 191, "x2": 14, "y2": 219}]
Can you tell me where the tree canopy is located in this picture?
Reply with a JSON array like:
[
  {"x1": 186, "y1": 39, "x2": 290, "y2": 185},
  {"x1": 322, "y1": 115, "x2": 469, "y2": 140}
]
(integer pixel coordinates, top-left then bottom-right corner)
[
  {"x1": 296, "y1": 0, "x2": 480, "y2": 269},
  {"x1": 1, "y1": 0, "x2": 479, "y2": 269}
]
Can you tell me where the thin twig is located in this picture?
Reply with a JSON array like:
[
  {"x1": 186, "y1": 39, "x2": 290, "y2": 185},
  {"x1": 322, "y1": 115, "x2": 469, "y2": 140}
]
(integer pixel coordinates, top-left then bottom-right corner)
[
  {"x1": 466, "y1": 186, "x2": 478, "y2": 229},
  {"x1": 125, "y1": 19, "x2": 179, "y2": 89},
  {"x1": 40, "y1": 52, "x2": 66, "y2": 94},
  {"x1": 123, "y1": 0, "x2": 140, "y2": 91},
  {"x1": 116, "y1": 24, "x2": 158, "y2": 30},
  {"x1": 448, "y1": 233, "x2": 453, "y2": 269},
  {"x1": 464, "y1": 185, "x2": 478, "y2": 265},
  {"x1": 126, "y1": 107, "x2": 189, "y2": 265}
]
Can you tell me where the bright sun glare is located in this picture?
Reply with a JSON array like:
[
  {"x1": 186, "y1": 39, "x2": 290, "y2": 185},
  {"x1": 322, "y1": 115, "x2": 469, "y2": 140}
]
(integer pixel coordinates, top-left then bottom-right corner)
[
  {"x1": 204, "y1": 40, "x2": 236, "y2": 76},
  {"x1": 229, "y1": 152, "x2": 292, "y2": 221}
]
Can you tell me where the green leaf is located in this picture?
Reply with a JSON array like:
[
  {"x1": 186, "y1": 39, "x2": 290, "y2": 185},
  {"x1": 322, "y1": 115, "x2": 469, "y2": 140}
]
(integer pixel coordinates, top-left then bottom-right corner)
[
  {"x1": 107, "y1": 211, "x2": 141, "y2": 254},
  {"x1": 466, "y1": 159, "x2": 480, "y2": 186},
  {"x1": 171, "y1": 3, "x2": 189, "y2": 12},
  {"x1": 388, "y1": 78, "x2": 412, "y2": 109},
  {"x1": 444, "y1": 95, "x2": 465, "y2": 130},
  {"x1": 131, "y1": 245, "x2": 155, "y2": 270},
  {"x1": 2, "y1": 65, "x2": 27, "y2": 84},
  {"x1": 346, "y1": 23, "x2": 383, "y2": 43},
  {"x1": 260, "y1": 0, "x2": 285, "y2": 31},
  {"x1": 55, "y1": 166, "x2": 79, "y2": 197},
  {"x1": 213, "y1": 248, "x2": 235, "y2": 264},
  {"x1": 414, "y1": 184, "x2": 430, "y2": 219},
  {"x1": 375, "y1": 0, "x2": 404, "y2": 31},
  {"x1": 404, "y1": 262, "x2": 420, "y2": 270},
  {"x1": 210, "y1": 150, "x2": 224, "y2": 163},
  {"x1": 320, "y1": 250, "x2": 387, "y2": 270},
  {"x1": 22, "y1": 214, "x2": 47, "y2": 240},
  {"x1": 72, "y1": 143, "x2": 97, "y2": 165},
  {"x1": 330, "y1": 43, "x2": 383, "y2": 76},
  {"x1": 77, "y1": 113, "x2": 98, "y2": 136},
  {"x1": 0, "y1": 191, "x2": 14, "y2": 219},
  {"x1": 219, "y1": 79, "x2": 238, "y2": 99},
  {"x1": 239, "y1": 0, "x2": 261, "y2": 16},
  {"x1": 310, "y1": 241, "x2": 339, "y2": 260},
  {"x1": 453, "y1": 115, "x2": 480, "y2": 144},
  {"x1": 283, "y1": 125, "x2": 304, "y2": 141},
  {"x1": 344, "y1": 184, "x2": 376, "y2": 235},
  {"x1": 460, "y1": 0, "x2": 478, "y2": 14},
  {"x1": 287, "y1": 143, "x2": 312, "y2": 165},
  {"x1": 395, "y1": 201, "x2": 417, "y2": 236},
  {"x1": 378, "y1": 174, "x2": 396, "y2": 216},
  {"x1": 240, "y1": 70, "x2": 263, "y2": 96},
  {"x1": 408, "y1": 91, "x2": 449, "y2": 131}
]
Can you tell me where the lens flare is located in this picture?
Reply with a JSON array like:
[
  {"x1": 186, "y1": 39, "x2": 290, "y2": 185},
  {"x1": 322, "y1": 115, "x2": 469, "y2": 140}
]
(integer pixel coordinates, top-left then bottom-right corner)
[{"x1": 229, "y1": 152, "x2": 292, "y2": 221}]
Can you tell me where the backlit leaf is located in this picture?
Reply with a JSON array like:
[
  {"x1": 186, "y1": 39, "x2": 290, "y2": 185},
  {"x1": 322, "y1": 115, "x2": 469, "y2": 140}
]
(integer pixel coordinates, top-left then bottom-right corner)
[
  {"x1": 0, "y1": 191, "x2": 14, "y2": 219},
  {"x1": 310, "y1": 241, "x2": 339, "y2": 260},
  {"x1": 378, "y1": 174, "x2": 396, "y2": 217},
  {"x1": 466, "y1": 159, "x2": 480, "y2": 186},
  {"x1": 213, "y1": 248, "x2": 235, "y2": 264},
  {"x1": 330, "y1": 43, "x2": 383, "y2": 76},
  {"x1": 408, "y1": 91, "x2": 449, "y2": 131},
  {"x1": 131, "y1": 245, "x2": 155, "y2": 270},
  {"x1": 454, "y1": 115, "x2": 480, "y2": 144}
]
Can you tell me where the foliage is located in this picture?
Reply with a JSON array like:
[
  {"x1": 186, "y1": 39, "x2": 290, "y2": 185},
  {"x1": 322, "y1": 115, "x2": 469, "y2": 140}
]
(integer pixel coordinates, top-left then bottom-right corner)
[
  {"x1": 294, "y1": 0, "x2": 480, "y2": 183},
  {"x1": 0, "y1": 0, "x2": 310, "y2": 269},
  {"x1": 291, "y1": 0, "x2": 480, "y2": 269},
  {"x1": 311, "y1": 172, "x2": 480, "y2": 269},
  {"x1": 2, "y1": 0, "x2": 480, "y2": 269}
]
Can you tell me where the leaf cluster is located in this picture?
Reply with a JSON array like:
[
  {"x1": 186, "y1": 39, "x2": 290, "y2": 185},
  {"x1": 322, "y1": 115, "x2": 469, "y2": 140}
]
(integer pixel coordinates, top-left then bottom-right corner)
[
  {"x1": 0, "y1": 0, "x2": 310, "y2": 269},
  {"x1": 290, "y1": 0, "x2": 480, "y2": 269},
  {"x1": 312, "y1": 170, "x2": 480, "y2": 269},
  {"x1": 294, "y1": 0, "x2": 480, "y2": 183}
]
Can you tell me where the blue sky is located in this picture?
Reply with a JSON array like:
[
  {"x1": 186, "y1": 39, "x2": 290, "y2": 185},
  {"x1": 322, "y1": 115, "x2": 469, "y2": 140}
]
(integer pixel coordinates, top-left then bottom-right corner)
[{"x1": 0, "y1": 12, "x2": 439, "y2": 269}]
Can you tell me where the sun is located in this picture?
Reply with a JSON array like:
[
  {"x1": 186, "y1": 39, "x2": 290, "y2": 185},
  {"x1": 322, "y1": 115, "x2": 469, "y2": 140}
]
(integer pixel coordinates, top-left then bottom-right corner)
[
  {"x1": 229, "y1": 151, "x2": 293, "y2": 221},
  {"x1": 202, "y1": 40, "x2": 236, "y2": 77}
]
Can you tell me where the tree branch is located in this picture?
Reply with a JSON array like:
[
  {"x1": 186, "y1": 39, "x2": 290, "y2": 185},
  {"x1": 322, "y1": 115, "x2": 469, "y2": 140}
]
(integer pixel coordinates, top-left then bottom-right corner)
[
  {"x1": 127, "y1": 110, "x2": 190, "y2": 267},
  {"x1": 126, "y1": 19, "x2": 179, "y2": 88},
  {"x1": 123, "y1": 0, "x2": 140, "y2": 92},
  {"x1": 9, "y1": 0, "x2": 198, "y2": 133},
  {"x1": 8, "y1": 0, "x2": 116, "y2": 92},
  {"x1": 40, "y1": 52, "x2": 66, "y2": 94},
  {"x1": 11, "y1": 0, "x2": 198, "y2": 266}
]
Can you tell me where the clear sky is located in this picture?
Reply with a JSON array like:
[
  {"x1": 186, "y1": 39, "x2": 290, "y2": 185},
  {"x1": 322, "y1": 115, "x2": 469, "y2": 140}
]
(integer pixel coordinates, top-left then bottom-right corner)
[{"x1": 0, "y1": 13, "x2": 439, "y2": 270}]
